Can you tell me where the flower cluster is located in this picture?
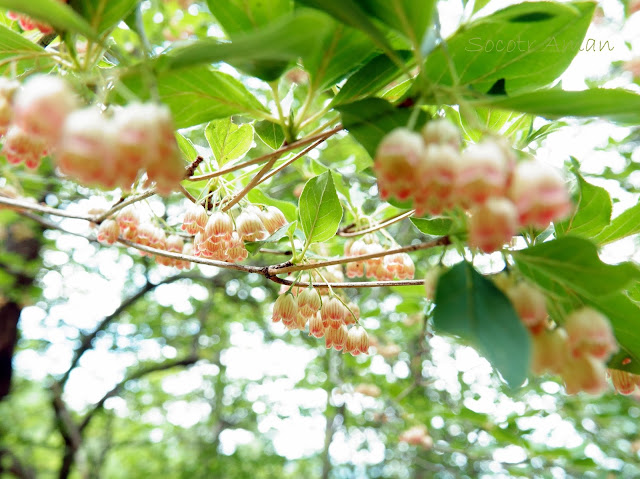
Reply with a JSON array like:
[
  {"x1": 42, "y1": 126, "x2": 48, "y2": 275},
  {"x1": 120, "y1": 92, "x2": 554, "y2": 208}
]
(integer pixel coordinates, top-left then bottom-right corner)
[
  {"x1": 375, "y1": 120, "x2": 572, "y2": 253},
  {"x1": 398, "y1": 425, "x2": 433, "y2": 450},
  {"x1": 272, "y1": 285, "x2": 370, "y2": 356},
  {"x1": 185, "y1": 204, "x2": 286, "y2": 263},
  {"x1": 1, "y1": 75, "x2": 184, "y2": 195},
  {"x1": 608, "y1": 369, "x2": 640, "y2": 395},
  {"x1": 96, "y1": 205, "x2": 192, "y2": 270},
  {"x1": 344, "y1": 235, "x2": 414, "y2": 280},
  {"x1": 499, "y1": 276, "x2": 619, "y2": 395},
  {"x1": 8, "y1": 1, "x2": 67, "y2": 34}
]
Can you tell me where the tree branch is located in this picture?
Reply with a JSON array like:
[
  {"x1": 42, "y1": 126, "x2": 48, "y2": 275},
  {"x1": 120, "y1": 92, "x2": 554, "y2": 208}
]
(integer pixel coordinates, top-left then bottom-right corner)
[
  {"x1": 79, "y1": 356, "x2": 199, "y2": 432},
  {"x1": 0, "y1": 447, "x2": 36, "y2": 479},
  {"x1": 338, "y1": 210, "x2": 416, "y2": 237}
]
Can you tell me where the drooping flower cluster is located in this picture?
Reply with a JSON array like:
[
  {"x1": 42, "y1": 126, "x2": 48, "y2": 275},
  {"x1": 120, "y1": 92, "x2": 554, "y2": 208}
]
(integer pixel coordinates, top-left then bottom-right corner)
[
  {"x1": 95, "y1": 205, "x2": 192, "y2": 270},
  {"x1": 344, "y1": 235, "x2": 414, "y2": 280},
  {"x1": 8, "y1": 1, "x2": 67, "y2": 34},
  {"x1": 1, "y1": 75, "x2": 184, "y2": 195},
  {"x1": 272, "y1": 283, "x2": 370, "y2": 356},
  {"x1": 497, "y1": 275, "x2": 619, "y2": 395},
  {"x1": 398, "y1": 425, "x2": 433, "y2": 450},
  {"x1": 374, "y1": 120, "x2": 572, "y2": 253},
  {"x1": 185, "y1": 204, "x2": 287, "y2": 263}
]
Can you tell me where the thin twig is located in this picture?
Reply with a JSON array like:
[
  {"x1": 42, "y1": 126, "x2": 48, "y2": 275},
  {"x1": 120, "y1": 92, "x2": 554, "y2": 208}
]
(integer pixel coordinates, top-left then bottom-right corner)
[
  {"x1": 221, "y1": 155, "x2": 279, "y2": 212},
  {"x1": 259, "y1": 137, "x2": 327, "y2": 185},
  {"x1": 338, "y1": 210, "x2": 416, "y2": 237},
  {"x1": 186, "y1": 125, "x2": 343, "y2": 182}
]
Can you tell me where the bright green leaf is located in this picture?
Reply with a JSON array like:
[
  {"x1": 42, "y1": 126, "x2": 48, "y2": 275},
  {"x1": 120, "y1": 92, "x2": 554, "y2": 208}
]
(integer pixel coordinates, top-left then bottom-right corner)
[
  {"x1": 245, "y1": 223, "x2": 291, "y2": 255},
  {"x1": 513, "y1": 237, "x2": 640, "y2": 299},
  {"x1": 433, "y1": 262, "x2": 531, "y2": 386},
  {"x1": 555, "y1": 169, "x2": 612, "y2": 239},
  {"x1": 593, "y1": 201, "x2": 640, "y2": 246},
  {"x1": 254, "y1": 120, "x2": 285, "y2": 149},
  {"x1": 0, "y1": 0, "x2": 97, "y2": 39},
  {"x1": 69, "y1": 0, "x2": 138, "y2": 33},
  {"x1": 247, "y1": 188, "x2": 297, "y2": 222},
  {"x1": 175, "y1": 133, "x2": 198, "y2": 163},
  {"x1": 410, "y1": 217, "x2": 453, "y2": 236},
  {"x1": 423, "y1": 1, "x2": 595, "y2": 94},
  {"x1": 0, "y1": 24, "x2": 54, "y2": 74},
  {"x1": 299, "y1": 172, "x2": 343, "y2": 244},
  {"x1": 205, "y1": 119, "x2": 254, "y2": 165},
  {"x1": 479, "y1": 88, "x2": 640, "y2": 124},
  {"x1": 117, "y1": 66, "x2": 268, "y2": 129}
]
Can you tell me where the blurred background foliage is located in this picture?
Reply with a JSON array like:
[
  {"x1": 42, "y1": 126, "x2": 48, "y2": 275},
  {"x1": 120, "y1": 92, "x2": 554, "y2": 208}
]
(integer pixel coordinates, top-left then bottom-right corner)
[{"x1": 1, "y1": 0, "x2": 640, "y2": 478}]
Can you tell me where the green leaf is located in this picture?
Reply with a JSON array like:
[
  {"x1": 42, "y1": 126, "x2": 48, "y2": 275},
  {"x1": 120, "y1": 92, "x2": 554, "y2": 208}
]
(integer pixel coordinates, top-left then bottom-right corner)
[
  {"x1": 205, "y1": 119, "x2": 254, "y2": 165},
  {"x1": 0, "y1": 0, "x2": 97, "y2": 39},
  {"x1": 299, "y1": 172, "x2": 343, "y2": 244},
  {"x1": 116, "y1": 66, "x2": 268, "y2": 129},
  {"x1": 423, "y1": 1, "x2": 595, "y2": 94},
  {"x1": 473, "y1": 0, "x2": 493, "y2": 15},
  {"x1": 593, "y1": 202, "x2": 640, "y2": 246},
  {"x1": 247, "y1": 188, "x2": 297, "y2": 223},
  {"x1": 254, "y1": 120, "x2": 285, "y2": 150},
  {"x1": 354, "y1": 0, "x2": 436, "y2": 49},
  {"x1": 513, "y1": 237, "x2": 640, "y2": 299},
  {"x1": 305, "y1": 23, "x2": 377, "y2": 92},
  {"x1": 332, "y1": 51, "x2": 412, "y2": 105},
  {"x1": 205, "y1": 0, "x2": 292, "y2": 80},
  {"x1": 296, "y1": 0, "x2": 403, "y2": 71},
  {"x1": 336, "y1": 98, "x2": 429, "y2": 157},
  {"x1": 410, "y1": 217, "x2": 453, "y2": 236},
  {"x1": 555, "y1": 169, "x2": 612, "y2": 239},
  {"x1": 175, "y1": 133, "x2": 198, "y2": 162},
  {"x1": 245, "y1": 223, "x2": 291, "y2": 255},
  {"x1": 433, "y1": 262, "x2": 531, "y2": 386},
  {"x1": 479, "y1": 88, "x2": 640, "y2": 124},
  {"x1": 159, "y1": 10, "x2": 334, "y2": 78},
  {"x1": 69, "y1": 0, "x2": 138, "y2": 33},
  {"x1": 0, "y1": 24, "x2": 54, "y2": 74}
]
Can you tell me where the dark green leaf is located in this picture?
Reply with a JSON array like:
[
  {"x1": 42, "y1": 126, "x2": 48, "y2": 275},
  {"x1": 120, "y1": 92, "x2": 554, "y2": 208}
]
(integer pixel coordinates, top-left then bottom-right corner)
[
  {"x1": 555, "y1": 169, "x2": 612, "y2": 239},
  {"x1": 299, "y1": 172, "x2": 343, "y2": 244},
  {"x1": 433, "y1": 262, "x2": 531, "y2": 386},
  {"x1": 332, "y1": 51, "x2": 412, "y2": 105},
  {"x1": 479, "y1": 88, "x2": 640, "y2": 124},
  {"x1": 336, "y1": 98, "x2": 429, "y2": 157},
  {"x1": 410, "y1": 217, "x2": 453, "y2": 236},
  {"x1": 254, "y1": 121, "x2": 285, "y2": 149},
  {"x1": 423, "y1": 1, "x2": 595, "y2": 94},
  {"x1": 205, "y1": 118, "x2": 254, "y2": 165},
  {"x1": 513, "y1": 237, "x2": 640, "y2": 299}
]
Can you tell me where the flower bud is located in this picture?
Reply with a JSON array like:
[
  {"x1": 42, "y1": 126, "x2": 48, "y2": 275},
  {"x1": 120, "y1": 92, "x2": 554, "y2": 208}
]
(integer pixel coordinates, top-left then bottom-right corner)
[
  {"x1": 297, "y1": 287, "x2": 321, "y2": 318},
  {"x1": 13, "y1": 75, "x2": 78, "y2": 144},
  {"x1": 399, "y1": 425, "x2": 432, "y2": 450},
  {"x1": 259, "y1": 206, "x2": 287, "y2": 234},
  {"x1": 205, "y1": 211, "x2": 233, "y2": 240},
  {"x1": 117, "y1": 206, "x2": 141, "y2": 233},
  {"x1": 468, "y1": 198, "x2": 518, "y2": 253},
  {"x1": 564, "y1": 307, "x2": 618, "y2": 360},
  {"x1": 182, "y1": 202, "x2": 208, "y2": 235},
  {"x1": 506, "y1": 282, "x2": 548, "y2": 334},
  {"x1": 414, "y1": 144, "x2": 462, "y2": 216},
  {"x1": 325, "y1": 324, "x2": 347, "y2": 351},
  {"x1": 308, "y1": 314, "x2": 325, "y2": 338},
  {"x1": 509, "y1": 160, "x2": 572, "y2": 229},
  {"x1": 374, "y1": 128, "x2": 424, "y2": 201},
  {"x1": 531, "y1": 328, "x2": 568, "y2": 375},
  {"x1": 346, "y1": 325, "x2": 369, "y2": 356},
  {"x1": 608, "y1": 369, "x2": 640, "y2": 395},
  {"x1": 421, "y1": 119, "x2": 461, "y2": 149},
  {"x1": 457, "y1": 140, "x2": 510, "y2": 205},
  {"x1": 226, "y1": 232, "x2": 248, "y2": 263},
  {"x1": 321, "y1": 296, "x2": 346, "y2": 329},
  {"x1": 561, "y1": 355, "x2": 608, "y2": 395},
  {"x1": 2, "y1": 125, "x2": 47, "y2": 169},
  {"x1": 236, "y1": 210, "x2": 268, "y2": 241},
  {"x1": 272, "y1": 293, "x2": 297, "y2": 324},
  {"x1": 97, "y1": 219, "x2": 119, "y2": 245}
]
